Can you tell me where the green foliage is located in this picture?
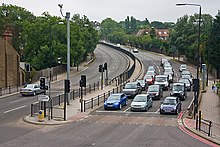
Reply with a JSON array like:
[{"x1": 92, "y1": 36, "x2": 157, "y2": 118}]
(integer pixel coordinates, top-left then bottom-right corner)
[
  {"x1": 0, "y1": 4, "x2": 98, "y2": 71},
  {"x1": 207, "y1": 11, "x2": 220, "y2": 69}
]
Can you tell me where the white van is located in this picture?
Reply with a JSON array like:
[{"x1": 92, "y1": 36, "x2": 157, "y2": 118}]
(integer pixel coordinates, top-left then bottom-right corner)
[{"x1": 154, "y1": 75, "x2": 169, "y2": 90}]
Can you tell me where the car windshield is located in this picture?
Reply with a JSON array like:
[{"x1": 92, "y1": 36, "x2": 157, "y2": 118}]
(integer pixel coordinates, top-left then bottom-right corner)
[
  {"x1": 145, "y1": 75, "x2": 152, "y2": 79},
  {"x1": 182, "y1": 71, "x2": 190, "y2": 75},
  {"x1": 108, "y1": 95, "x2": 120, "y2": 100},
  {"x1": 181, "y1": 75, "x2": 190, "y2": 79},
  {"x1": 173, "y1": 85, "x2": 184, "y2": 91},
  {"x1": 155, "y1": 77, "x2": 166, "y2": 82},
  {"x1": 133, "y1": 96, "x2": 146, "y2": 102},
  {"x1": 125, "y1": 83, "x2": 136, "y2": 89},
  {"x1": 146, "y1": 71, "x2": 154, "y2": 75},
  {"x1": 137, "y1": 80, "x2": 144, "y2": 84},
  {"x1": 181, "y1": 65, "x2": 186, "y2": 68},
  {"x1": 148, "y1": 86, "x2": 159, "y2": 92},
  {"x1": 25, "y1": 84, "x2": 34, "y2": 88},
  {"x1": 179, "y1": 79, "x2": 190, "y2": 84},
  {"x1": 163, "y1": 99, "x2": 176, "y2": 105}
]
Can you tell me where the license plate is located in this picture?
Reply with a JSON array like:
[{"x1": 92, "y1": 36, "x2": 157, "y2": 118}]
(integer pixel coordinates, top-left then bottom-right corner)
[
  {"x1": 108, "y1": 105, "x2": 113, "y2": 107},
  {"x1": 165, "y1": 109, "x2": 171, "y2": 112}
]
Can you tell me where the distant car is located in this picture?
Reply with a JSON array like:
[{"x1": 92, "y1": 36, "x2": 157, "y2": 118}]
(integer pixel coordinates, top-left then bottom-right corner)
[
  {"x1": 147, "y1": 66, "x2": 156, "y2": 73},
  {"x1": 154, "y1": 75, "x2": 169, "y2": 90},
  {"x1": 164, "y1": 68, "x2": 174, "y2": 77},
  {"x1": 160, "y1": 97, "x2": 182, "y2": 114},
  {"x1": 179, "y1": 78, "x2": 191, "y2": 91},
  {"x1": 146, "y1": 71, "x2": 156, "y2": 80},
  {"x1": 179, "y1": 64, "x2": 187, "y2": 72},
  {"x1": 161, "y1": 58, "x2": 168, "y2": 67},
  {"x1": 104, "y1": 93, "x2": 128, "y2": 110},
  {"x1": 170, "y1": 83, "x2": 187, "y2": 101},
  {"x1": 144, "y1": 75, "x2": 154, "y2": 85},
  {"x1": 180, "y1": 74, "x2": 193, "y2": 84},
  {"x1": 20, "y1": 84, "x2": 45, "y2": 96},
  {"x1": 147, "y1": 85, "x2": 163, "y2": 100},
  {"x1": 122, "y1": 82, "x2": 142, "y2": 98},
  {"x1": 164, "y1": 72, "x2": 173, "y2": 83},
  {"x1": 131, "y1": 94, "x2": 153, "y2": 111},
  {"x1": 136, "y1": 79, "x2": 148, "y2": 91},
  {"x1": 133, "y1": 48, "x2": 139, "y2": 53},
  {"x1": 181, "y1": 70, "x2": 191, "y2": 76}
]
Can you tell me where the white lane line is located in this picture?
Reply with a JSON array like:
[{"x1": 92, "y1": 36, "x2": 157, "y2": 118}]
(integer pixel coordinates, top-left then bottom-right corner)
[
  {"x1": 156, "y1": 109, "x2": 160, "y2": 113},
  {"x1": 124, "y1": 107, "x2": 130, "y2": 112},
  {"x1": 4, "y1": 105, "x2": 27, "y2": 114},
  {"x1": 10, "y1": 98, "x2": 27, "y2": 104}
]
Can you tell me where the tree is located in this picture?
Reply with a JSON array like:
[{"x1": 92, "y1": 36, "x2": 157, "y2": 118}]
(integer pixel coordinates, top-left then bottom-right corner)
[{"x1": 207, "y1": 11, "x2": 220, "y2": 69}]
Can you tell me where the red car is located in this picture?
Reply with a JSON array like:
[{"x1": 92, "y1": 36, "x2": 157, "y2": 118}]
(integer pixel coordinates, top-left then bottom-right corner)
[{"x1": 144, "y1": 75, "x2": 154, "y2": 85}]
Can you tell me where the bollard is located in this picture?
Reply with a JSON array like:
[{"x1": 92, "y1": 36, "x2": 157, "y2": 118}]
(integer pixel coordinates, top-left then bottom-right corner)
[
  {"x1": 98, "y1": 95, "x2": 100, "y2": 106},
  {"x1": 94, "y1": 83, "x2": 95, "y2": 91},
  {"x1": 31, "y1": 104, "x2": 34, "y2": 117},
  {"x1": 199, "y1": 111, "x2": 202, "y2": 131},
  {"x1": 98, "y1": 81, "x2": 99, "y2": 90},
  {"x1": 208, "y1": 121, "x2": 212, "y2": 136},
  {"x1": 73, "y1": 90, "x2": 75, "y2": 100},
  {"x1": 9, "y1": 86, "x2": 11, "y2": 94},
  {"x1": 84, "y1": 100, "x2": 86, "y2": 112},
  {"x1": 0, "y1": 88, "x2": 2, "y2": 96},
  {"x1": 108, "y1": 90, "x2": 110, "y2": 96},
  {"x1": 91, "y1": 98, "x2": 93, "y2": 109},
  {"x1": 59, "y1": 95, "x2": 61, "y2": 105},
  {"x1": 113, "y1": 89, "x2": 114, "y2": 93},
  {"x1": 89, "y1": 85, "x2": 91, "y2": 93}
]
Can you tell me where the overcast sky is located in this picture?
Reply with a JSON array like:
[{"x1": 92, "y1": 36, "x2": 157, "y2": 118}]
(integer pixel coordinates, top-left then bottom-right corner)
[{"x1": 1, "y1": 0, "x2": 220, "y2": 22}]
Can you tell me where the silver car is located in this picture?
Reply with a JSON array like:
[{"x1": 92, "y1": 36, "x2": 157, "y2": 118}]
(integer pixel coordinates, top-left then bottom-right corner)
[
  {"x1": 20, "y1": 84, "x2": 45, "y2": 96},
  {"x1": 131, "y1": 94, "x2": 153, "y2": 111}
]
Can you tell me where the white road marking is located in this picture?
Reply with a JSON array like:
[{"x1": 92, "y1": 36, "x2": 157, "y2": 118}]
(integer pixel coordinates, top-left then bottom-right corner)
[
  {"x1": 124, "y1": 107, "x2": 130, "y2": 112},
  {"x1": 10, "y1": 98, "x2": 27, "y2": 104},
  {"x1": 156, "y1": 109, "x2": 160, "y2": 113},
  {"x1": 4, "y1": 105, "x2": 27, "y2": 114}
]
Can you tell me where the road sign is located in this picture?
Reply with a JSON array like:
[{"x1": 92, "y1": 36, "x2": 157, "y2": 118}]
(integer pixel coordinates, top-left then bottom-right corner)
[{"x1": 37, "y1": 95, "x2": 50, "y2": 101}]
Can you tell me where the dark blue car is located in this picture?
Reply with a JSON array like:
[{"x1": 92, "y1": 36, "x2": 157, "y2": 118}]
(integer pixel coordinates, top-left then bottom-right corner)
[{"x1": 104, "y1": 93, "x2": 128, "y2": 110}]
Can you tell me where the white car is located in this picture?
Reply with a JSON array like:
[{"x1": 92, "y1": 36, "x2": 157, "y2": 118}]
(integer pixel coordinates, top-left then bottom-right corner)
[
  {"x1": 20, "y1": 84, "x2": 45, "y2": 96},
  {"x1": 154, "y1": 75, "x2": 169, "y2": 90},
  {"x1": 133, "y1": 48, "x2": 139, "y2": 53},
  {"x1": 131, "y1": 94, "x2": 153, "y2": 111},
  {"x1": 179, "y1": 64, "x2": 187, "y2": 72}
]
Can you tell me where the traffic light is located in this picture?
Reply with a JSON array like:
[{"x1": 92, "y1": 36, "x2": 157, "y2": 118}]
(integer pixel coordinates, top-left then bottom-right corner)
[
  {"x1": 99, "y1": 64, "x2": 103, "y2": 72},
  {"x1": 104, "y1": 62, "x2": 107, "y2": 70},
  {"x1": 193, "y1": 79, "x2": 200, "y2": 92},
  {"x1": 25, "y1": 63, "x2": 30, "y2": 72},
  {"x1": 40, "y1": 77, "x2": 46, "y2": 89},
  {"x1": 80, "y1": 75, "x2": 86, "y2": 87},
  {"x1": 65, "y1": 79, "x2": 70, "y2": 93}
]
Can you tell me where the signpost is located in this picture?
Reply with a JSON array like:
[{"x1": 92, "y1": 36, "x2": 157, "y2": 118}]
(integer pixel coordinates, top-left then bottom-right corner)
[{"x1": 37, "y1": 95, "x2": 50, "y2": 101}]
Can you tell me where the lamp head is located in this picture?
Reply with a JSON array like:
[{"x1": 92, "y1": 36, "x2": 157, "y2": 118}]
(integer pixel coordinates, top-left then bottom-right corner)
[{"x1": 58, "y1": 4, "x2": 63, "y2": 8}]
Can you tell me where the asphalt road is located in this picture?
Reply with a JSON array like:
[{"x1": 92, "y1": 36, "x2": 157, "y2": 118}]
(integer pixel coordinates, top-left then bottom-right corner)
[
  {"x1": 0, "y1": 44, "x2": 130, "y2": 144},
  {"x1": 0, "y1": 45, "x2": 211, "y2": 147}
]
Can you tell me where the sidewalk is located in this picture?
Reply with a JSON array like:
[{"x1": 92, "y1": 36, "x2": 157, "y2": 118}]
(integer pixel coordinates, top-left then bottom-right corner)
[
  {"x1": 23, "y1": 57, "x2": 144, "y2": 125},
  {"x1": 183, "y1": 75, "x2": 220, "y2": 145}
]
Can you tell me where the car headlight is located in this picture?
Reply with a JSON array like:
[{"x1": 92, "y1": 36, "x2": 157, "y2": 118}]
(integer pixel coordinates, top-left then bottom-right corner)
[{"x1": 114, "y1": 102, "x2": 119, "y2": 105}]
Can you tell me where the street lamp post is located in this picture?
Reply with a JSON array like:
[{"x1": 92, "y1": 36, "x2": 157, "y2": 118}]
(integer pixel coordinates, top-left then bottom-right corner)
[{"x1": 176, "y1": 3, "x2": 201, "y2": 118}]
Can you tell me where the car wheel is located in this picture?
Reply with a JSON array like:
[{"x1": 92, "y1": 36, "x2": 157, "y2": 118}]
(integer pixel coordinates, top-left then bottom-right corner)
[{"x1": 33, "y1": 91, "x2": 36, "y2": 96}]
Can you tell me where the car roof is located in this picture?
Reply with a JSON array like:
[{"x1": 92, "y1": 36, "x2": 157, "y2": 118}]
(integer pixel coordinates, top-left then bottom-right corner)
[
  {"x1": 164, "y1": 96, "x2": 177, "y2": 100},
  {"x1": 149, "y1": 84, "x2": 159, "y2": 88},
  {"x1": 173, "y1": 82, "x2": 185, "y2": 86},
  {"x1": 111, "y1": 93, "x2": 124, "y2": 96},
  {"x1": 156, "y1": 75, "x2": 167, "y2": 77},
  {"x1": 136, "y1": 94, "x2": 149, "y2": 97}
]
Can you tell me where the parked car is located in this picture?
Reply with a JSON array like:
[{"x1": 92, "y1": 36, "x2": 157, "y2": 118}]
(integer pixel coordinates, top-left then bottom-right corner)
[
  {"x1": 122, "y1": 82, "x2": 142, "y2": 98},
  {"x1": 20, "y1": 84, "x2": 45, "y2": 96},
  {"x1": 144, "y1": 75, "x2": 154, "y2": 85},
  {"x1": 154, "y1": 75, "x2": 169, "y2": 90},
  {"x1": 136, "y1": 79, "x2": 148, "y2": 91},
  {"x1": 179, "y1": 64, "x2": 187, "y2": 72},
  {"x1": 147, "y1": 85, "x2": 163, "y2": 100},
  {"x1": 104, "y1": 93, "x2": 128, "y2": 110},
  {"x1": 179, "y1": 78, "x2": 191, "y2": 91},
  {"x1": 131, "y1": 94, "x2": 153, "y2": 111},
  {"x1": 160, "y1": 97, "x2": 182, "y2": 114},
  {"x1": 170, "y1": 83, "x2": 187, "y2": 101}
]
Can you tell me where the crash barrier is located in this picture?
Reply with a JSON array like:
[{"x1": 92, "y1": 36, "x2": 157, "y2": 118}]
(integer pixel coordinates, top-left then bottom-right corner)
[
  {"x1": 196, "y1": 111, "x2": 212, "y2": 137},
  {"x1": 83, "y1": 84, "x2": 126, "y2": 112},
  {"x1": 0, "y1": 86, "x2": 21, "y2": 97}
]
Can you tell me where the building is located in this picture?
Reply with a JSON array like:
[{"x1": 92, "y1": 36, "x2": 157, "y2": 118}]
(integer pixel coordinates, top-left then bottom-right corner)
[
  {"x1": 136, "y1": 28, "x2": 170, "y2": 41},
  {"x1": 0, "y1": 28, "x2": 21, "y2": 88}
]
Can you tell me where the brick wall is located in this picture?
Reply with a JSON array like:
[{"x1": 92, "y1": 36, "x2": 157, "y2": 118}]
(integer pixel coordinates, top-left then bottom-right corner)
[{"x1": 0, "y1": 38, "x2": 20, "y2": 88}]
